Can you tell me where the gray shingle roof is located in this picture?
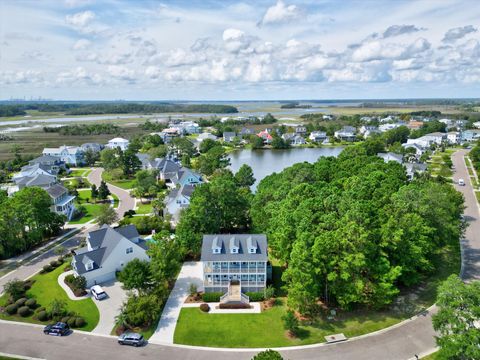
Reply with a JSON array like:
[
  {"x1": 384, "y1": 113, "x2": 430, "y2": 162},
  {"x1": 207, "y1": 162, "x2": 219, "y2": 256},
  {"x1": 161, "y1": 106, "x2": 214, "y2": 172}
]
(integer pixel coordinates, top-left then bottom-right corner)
[
  {"x1": 201, "y1": 234, "x2": 268, "y2": 262},
  {"x1": 46, "y1": 184, "x2": 68, "y2": 199},
  {"x1": 74, "y1": 247, "x2": 106, "y2": 274}
]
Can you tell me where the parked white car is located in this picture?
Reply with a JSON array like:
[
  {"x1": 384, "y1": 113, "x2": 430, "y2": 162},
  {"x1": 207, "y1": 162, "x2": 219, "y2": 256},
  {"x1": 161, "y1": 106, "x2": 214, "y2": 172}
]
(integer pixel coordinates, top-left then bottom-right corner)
[
  {"x1": 458, "y1": 178, "x2": 465, "y2": 186},
  {"x1": 91, "y1": 285, "x2": 107, "y2": 300}
]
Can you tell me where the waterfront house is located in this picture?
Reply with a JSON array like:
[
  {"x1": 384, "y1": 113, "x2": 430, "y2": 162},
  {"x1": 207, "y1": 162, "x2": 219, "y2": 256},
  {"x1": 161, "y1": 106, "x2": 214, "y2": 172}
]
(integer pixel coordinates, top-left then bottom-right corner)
[
  {"x1": 223, "y1": 132, "x2": 236, "y2": 143},
  {"x1": 294, "y1": 125, "x2": 307, "y2": 135},
  {"x1": 257, "y1": 130, "x2": 273, "y2": 144},
  {"x1": 201, "y1": 234, "x2": 268, "y2": 295},
  {"x1": 239, "y1": 127, "x2": 255, "y2": 138},
  {"x1": 197, "y1": 132, "x2": 218, "y2": 142},
  {"x1": 72, "y1": 225, "x2": 149, "y2": 287},
  {"x1": 334, "y1": 126, "x2": 356, "y2": 141},
  {"x1": 309, "y1": 131, "x2": 327, "y2": 142},
  {"x1": 42, "y1": 145, "x2": 85, "y2": 166},
  {"x1": 106, "y1": 137, "x2": 129, "y2": 151}
]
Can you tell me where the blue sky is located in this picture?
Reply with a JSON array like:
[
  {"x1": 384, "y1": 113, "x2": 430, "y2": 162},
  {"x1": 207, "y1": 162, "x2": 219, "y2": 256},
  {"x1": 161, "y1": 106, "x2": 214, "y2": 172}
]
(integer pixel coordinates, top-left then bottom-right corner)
[{"x1": 0, "y1": 0, "x2": 479, "y2": 100}]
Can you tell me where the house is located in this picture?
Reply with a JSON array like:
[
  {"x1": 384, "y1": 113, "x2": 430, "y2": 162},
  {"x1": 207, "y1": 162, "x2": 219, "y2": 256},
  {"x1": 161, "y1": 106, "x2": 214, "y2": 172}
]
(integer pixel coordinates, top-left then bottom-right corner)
[
  {"x1": 379, "y1": 123, "x2": 405, "y2": 132},
  {"x1": 461, "y1": 130, "x2": 480, "y2": 142},
  {"x1": 291, "y1": 135, "x2": 306, "y2": 146},
  {"x1": 334, "y1": 126, "x2": 356, "y2": 141},
  {"x1": 239, "y1": 127, "x2": 255, "y2": 138},
  {"x1": 46, "y1": 184, "x2": 76, "y2": 220},
  {"x1": 294, "y1": 125, "x2": 307, "y2": 135},
  {"x1": 447, "y1": 132, "x2": 460, "y2": 144},
  {"x1": 257, "y1": 130, "x2": 273, "y2": 144},
  {"x1": 472, "y1": 121, "x2": 480, "y2": 129},
  {"x1": 223, "y1": 132, "x2": 236, "y2": 143},
  {"x1": 281, "y1": 133, "x2": 295, "y2": 142},
  {"x1": 360, "y1": 125, "x2": 381, "y2": 138},
  {"x1": 309, "y1": 131, "x2": 327, "y2": 142},
  {"x1": 422, "y1": 132, "x2": 447, "y2": 145},
  {"x1": 201, "y1": 234, "x2": 268, "y2": 294},
  {"x1": 72, "y1": 225, "x2": 149, "y2": 287},
  {"x1": 42, "y1": 145, "x2": 84, "y2": 166},
  {"x1": 407, "y1": 121, "x2": 424, "y2": 130},
  {"x1": 13, "y1": 163, "x2": 56, "y2": 180},
  {"x1": 13, "y1": 173, "x2": 57, "y2": 189},
  {"x1": 81, "y1": 143, "x2": 104, "y2": 153},
  {"x1": 405, "y1": 163, "x2": 427, "y2": 180},
  {"x1": 197, "y1": 132, "x2": 218, "y2": 142},
  {"x1": 405, "y1": 137, "x2": 431, "y2": 149},
  {"x1": 377, "y1": 152, "x2": 403, "y2": 164},
  {"x1": 164, "y1": 184, "x2": 195, "y2": 224},
  {"x1": 157, "y1": 128, "x2": 180, "y2": 143},
  {"x1": 402, "y1": 143, "x2": 425, "y2": 157},
  {"x1": 106, "y1": 137, "x2": 129, "y2": 151},
  {"x1": 174, "y1": 121, "x2": 201, "y2": 134}
]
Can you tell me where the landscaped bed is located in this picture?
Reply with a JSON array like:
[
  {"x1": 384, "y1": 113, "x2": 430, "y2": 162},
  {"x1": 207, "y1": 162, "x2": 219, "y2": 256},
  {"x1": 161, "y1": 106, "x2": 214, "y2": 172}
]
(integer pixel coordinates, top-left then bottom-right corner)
[
  {"x1": 0, "y1": 262, "x2": 99, "y2": 331},
  {"x1": 174, "y1": 243, "x2": 460, "y2": 348}
]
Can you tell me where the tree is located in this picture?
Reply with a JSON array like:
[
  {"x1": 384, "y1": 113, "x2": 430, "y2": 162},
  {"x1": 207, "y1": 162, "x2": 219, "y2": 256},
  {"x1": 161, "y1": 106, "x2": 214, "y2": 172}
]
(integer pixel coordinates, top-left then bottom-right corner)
[
  {"x1": 100, "y1": 148, "x2": 120, "y2": 170},
  {"x1": 252, "y1": 350, "x2": 283, "y2": 360},
  {"x1": 433, "y1": 276, "x2": 480, "y2": 359},
  {"x1": 271, "y1": 136, "x2": 290, "y2": 149},
  {"x1": 90, "y1": 184, "x2": 98, "y2": 203},
  {"x1": 235, "y1": 164, "x2": 256, "y2": 188},
  {"x1": 199, "y1": 138, "x2": 218, "y2": 153},
  {"x1": 382, "y1": 126, "x2": 410, "y2": 145},
  {"x1": 98, "y1": 180, "x2": 111, "y2": 200},
  {"x1": 251, "y1": 135, "x2": 264, "y2": 149},
  {"x1": 120, "y1": 293, "x2": 162, "y2": 327},
  {"x1": 148, "y1": 231, "x2": 182, "y2": 286},
  {"x1": 282, "y1": 310, "x2": 299, "y2": 336},
  {"x1": 133, "y1": 170, "x2": 160, "y2": 200},
  {"x1": 171, "y1": 137, "x2": 195, "y2": 157},
  {"x1": 118, "y1": 259, "x2": 152, "y2": 294},
  {"x1": 120, "y1": 149, "x2": 141, "y2": 177},
  {"x1": 84, "y1": 149, "x2": 99, "y2": 166},
  {"x1": 196, "y1": 146, "x2": 231, "y2": 176},
  {"x1": 96, "y1": 204, "x2": 118, "y2": 226},
  {"x1": 3, "y1": 279, "x2": 26, "y2": 301},
  {"x1": 49, "y1": 299, "x2": 67, "y2": 318}
]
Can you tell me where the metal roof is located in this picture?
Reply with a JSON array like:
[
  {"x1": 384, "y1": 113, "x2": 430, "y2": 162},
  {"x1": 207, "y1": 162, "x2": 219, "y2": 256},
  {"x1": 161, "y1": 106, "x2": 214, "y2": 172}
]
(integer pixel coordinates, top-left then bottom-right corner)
[{"x1": 201, "y1": 234, "x2": 268, "y2": 262}]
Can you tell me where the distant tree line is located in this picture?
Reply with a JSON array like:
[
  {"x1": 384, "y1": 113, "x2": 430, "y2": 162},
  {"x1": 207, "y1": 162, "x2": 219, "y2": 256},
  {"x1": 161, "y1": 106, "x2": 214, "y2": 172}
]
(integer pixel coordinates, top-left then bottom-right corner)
[
  {"x1": 280, "y1": 102, "x2": 312, "y2": 109},
  {"x1": 43, "y1": 124, "x2": 121, "y2": 136},
  {"x1": 0, "y1": 103, "x2": 238, "y2": 117}
]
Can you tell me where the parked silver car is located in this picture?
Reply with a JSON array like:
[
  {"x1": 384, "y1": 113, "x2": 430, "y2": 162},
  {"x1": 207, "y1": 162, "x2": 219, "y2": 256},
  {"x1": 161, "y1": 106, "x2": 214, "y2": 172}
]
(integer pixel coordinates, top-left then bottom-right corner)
[{"x1": 118, "y1": 332, "x2": 146, "y2": 347}]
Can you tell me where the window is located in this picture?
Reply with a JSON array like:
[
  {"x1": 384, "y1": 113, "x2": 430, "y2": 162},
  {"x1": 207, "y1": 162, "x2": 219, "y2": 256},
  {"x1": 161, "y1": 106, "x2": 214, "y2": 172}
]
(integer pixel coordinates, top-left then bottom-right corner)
[
  {"x1": 126, "y1": 247, "x2": 133, "y2": 254},
  {"x1": 85, "y1": 262, "x2": 93, "y2": 271},
  {"x1": 213, "y1": 248, "x2": 220, "y2": 254}
]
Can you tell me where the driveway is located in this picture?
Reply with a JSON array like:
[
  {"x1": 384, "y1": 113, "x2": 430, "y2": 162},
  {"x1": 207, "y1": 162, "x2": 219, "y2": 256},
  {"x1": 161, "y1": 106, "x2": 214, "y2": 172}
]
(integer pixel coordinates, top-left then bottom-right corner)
[
  {"x1": 149, "y1": 262, "x2": 203, "y2": 344},
  {"x1": 91, "y1": 280, "x2": 128, "y2": 335},
  {"x1": 87, "y1": 167, "x2": 136, "y2": 218}
]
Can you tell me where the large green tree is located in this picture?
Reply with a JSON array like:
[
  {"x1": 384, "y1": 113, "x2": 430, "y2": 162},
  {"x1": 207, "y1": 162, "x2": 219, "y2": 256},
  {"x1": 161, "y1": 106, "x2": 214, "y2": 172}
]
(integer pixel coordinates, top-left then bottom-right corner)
[{"x1": 433, "y1": 276, "x2": 480, "y2": 360}]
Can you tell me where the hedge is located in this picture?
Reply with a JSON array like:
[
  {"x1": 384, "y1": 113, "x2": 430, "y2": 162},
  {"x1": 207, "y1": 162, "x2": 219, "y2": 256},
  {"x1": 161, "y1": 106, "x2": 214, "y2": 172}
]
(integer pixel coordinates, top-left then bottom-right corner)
[
  {"x1": 245, "y1": 292, "x2": 265, "y2": 302},
  {"x1": 15, "y1": 298, "x2": 28, "y2": 307},
  {"x1": 37, "y1": 310, "x2": 48, "y2": 321},
  {"x1": 17, "y1": 306, "x2": 31, "y2": 317},
  {"x1": 202, "y1": 292, "x2": 223, "y2": 302},
  {"x1": 25, "y1": 298, "x2": 37, "y2": 308},
  {"x1": 5, "y1": 304, "x2": 18, "y2": 315}
]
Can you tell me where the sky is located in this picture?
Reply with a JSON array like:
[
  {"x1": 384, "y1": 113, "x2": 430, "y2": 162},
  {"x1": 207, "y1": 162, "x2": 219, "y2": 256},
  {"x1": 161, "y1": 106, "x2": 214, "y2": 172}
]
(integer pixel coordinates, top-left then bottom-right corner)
[{"x1": 0, "y1": 0, "x2": 480, "y2": 101}]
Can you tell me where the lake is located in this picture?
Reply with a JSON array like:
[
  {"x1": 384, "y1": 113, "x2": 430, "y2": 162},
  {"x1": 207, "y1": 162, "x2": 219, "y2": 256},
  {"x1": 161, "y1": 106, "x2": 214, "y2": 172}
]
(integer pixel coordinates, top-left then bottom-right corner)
[{"x1": 228, "y1": 147, "x2": 344, "y2": 190}]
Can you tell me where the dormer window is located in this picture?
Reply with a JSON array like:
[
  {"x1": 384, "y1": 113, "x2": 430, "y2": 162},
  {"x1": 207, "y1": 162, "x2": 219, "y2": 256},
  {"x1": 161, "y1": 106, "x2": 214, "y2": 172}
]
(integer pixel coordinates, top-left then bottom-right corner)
[
  {"x1": 232, "y1": 248, "x2": 238, "y2": 254},
  {"x1": 214, "y1": 248, "x2": 220, "y2": 254},
  {"x1": 85, "y1": 261, "x2": 94, "y2": 271},
  {"x1": 247, "y1": 236, "x2": 258, "y2": 254},
  {"x1": 212, "y1": 236, "x2": 222, "y2": 254}
]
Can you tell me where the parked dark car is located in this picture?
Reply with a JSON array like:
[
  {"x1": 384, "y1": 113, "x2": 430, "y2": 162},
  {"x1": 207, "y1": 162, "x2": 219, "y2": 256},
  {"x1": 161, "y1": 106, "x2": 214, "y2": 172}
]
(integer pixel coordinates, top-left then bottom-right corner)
[
  {"x1": 44, "y1": 322, "x2": 70, "y2": 336},
  {"x1": 118, "y1": 332, "x2": 145, "y2": 347}
]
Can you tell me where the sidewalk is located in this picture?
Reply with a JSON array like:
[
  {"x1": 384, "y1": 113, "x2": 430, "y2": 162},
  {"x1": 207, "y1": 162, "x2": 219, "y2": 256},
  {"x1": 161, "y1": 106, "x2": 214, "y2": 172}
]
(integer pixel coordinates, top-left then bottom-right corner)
[{"x1": 149, "y1": 262, "x2": 203, "y2": 344}]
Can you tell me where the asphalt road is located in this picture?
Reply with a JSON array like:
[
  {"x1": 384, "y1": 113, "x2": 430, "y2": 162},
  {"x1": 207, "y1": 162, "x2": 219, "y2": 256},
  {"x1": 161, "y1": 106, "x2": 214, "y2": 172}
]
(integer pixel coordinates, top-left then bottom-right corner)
[
  {"x1": 87, "y1": 167, "x2": 136, "y2": 218},
  {"x1": 1, "y1": 151, "x2": 479, "y2": 360}
]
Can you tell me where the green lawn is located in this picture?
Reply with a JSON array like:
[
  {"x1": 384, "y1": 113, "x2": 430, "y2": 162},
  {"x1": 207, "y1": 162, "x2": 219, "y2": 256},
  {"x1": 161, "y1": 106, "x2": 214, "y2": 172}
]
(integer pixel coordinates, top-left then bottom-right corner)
[
  {"x1": 0, "y1": 262, "x2": 99, "y2": 331},
  {"x1": 136, "y1": 201, "x2": 153, "y2": 214},
  {"x1": 68, "y1": 203, "x2": 103, "y2": 224},
  {"x1": 68, "y1": 168, "x2": 92, "y2": 178},
  {"x1": 109, "y1": 179, "x2": 136, "y2": 190},
  {"x1": 422, "y1": 351, "x2": 439, "y2": 359},
  {"x1": 175, "y1": 244, "x2": 460, "y2": 348},
  {"x1": 111, "y1": 193, "x2": 119, "y2": 208}
]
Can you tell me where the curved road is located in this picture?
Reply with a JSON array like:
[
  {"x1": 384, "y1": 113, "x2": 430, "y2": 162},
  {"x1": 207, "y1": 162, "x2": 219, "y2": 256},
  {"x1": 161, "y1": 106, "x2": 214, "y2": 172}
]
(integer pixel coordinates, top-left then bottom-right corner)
[
  {"x1": 1, "y1": 150, "x2": 479, "y2": 359},
  {"x1": 87, "y1": 167, "x2": 136, "y2": 218}
]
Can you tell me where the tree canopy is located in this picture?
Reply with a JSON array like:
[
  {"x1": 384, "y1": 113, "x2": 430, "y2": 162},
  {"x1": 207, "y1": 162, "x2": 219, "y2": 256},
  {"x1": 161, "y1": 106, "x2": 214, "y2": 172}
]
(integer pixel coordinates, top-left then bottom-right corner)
[{"x1": 251, "y1": 142, "x2": 464, "y2": 312}]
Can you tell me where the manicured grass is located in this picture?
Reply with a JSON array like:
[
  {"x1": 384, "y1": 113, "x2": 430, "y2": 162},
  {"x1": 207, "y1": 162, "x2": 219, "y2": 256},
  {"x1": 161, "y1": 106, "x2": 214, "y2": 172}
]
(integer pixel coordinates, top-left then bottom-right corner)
[
  {"x1": 77, "y1": 189, "x2": 92, "y2": 202},
  {"x1": 422, "y1": 351, "x2": 439, "y2": 359},
  {"x1": 0, "y1": 262, "x2": 99, "y2": 331},
  {"x1": 69, "y1": 168, "x2": 92, "y2": 178},
  {"x1": 109, "y1": 179, "x2": 136, "y2": 190},
  {"x1": 136, "y1": 201, "x2": 153, "y2": 214},
  {"x1": 68, "y1": 203, "x2": 103, "y2": 224}
]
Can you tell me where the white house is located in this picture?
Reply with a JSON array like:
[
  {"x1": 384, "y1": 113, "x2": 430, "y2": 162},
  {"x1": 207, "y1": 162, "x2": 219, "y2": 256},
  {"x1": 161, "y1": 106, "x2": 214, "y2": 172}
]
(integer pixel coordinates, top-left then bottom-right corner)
[
  {"x1": 106, "y1": 137, "x2": 130, "y2": 151},
  {"x1": 223, "y1": 132, "x2": 236, "y2": 143},
  {"x1": 402, "y1": 143, "x2": 425, "y2": 157},
  {"x1": 422, "y1": 132, "x2": 447, "y2": 145},
  {"x1": 201, "y1": 234, "x2": 268, "y2": 294},
  {"x1": 164, "y1": 184, "x2": 195, "y2": 224},
  {"x1": 197, "y1": 132, "x2": 218, "y2": 142},
  {"x1": 377, "y1": 152, "x2": 403, "y2": 164},
  {"x1": 72, "y1": 225, "x2": 149, "y2": 287},
  {"x1": 46, "y1": 184, "x2": 76, "y2": 220},
  {"x1": 447, "y1": 132, "x2": 460, "y2": 144},
  {"x1": 42, "y1": 146, "x2": 84, "y2": 166},
  {"x1": 334, "y1": 126, "x2": 356, "y2": 141},
  {"x1": 472, "y1": 121, "x2": 480, "y2": 129},
  {"x1": 309, "y1": 131, "x2": 327, "y2": 142}
]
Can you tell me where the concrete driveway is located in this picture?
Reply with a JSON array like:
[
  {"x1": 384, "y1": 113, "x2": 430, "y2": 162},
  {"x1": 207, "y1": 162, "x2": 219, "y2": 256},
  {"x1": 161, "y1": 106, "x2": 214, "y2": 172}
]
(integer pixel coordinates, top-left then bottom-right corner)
[
  {"x1": 149, "y1": 262, "x2": 203, "y2": 344},
  {"x1": 91, "y1": 280, "x2": 128, "y2": 335}
]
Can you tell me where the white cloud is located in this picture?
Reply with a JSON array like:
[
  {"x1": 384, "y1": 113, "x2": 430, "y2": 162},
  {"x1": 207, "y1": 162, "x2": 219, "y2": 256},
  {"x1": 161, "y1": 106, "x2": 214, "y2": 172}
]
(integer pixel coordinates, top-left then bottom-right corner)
[
  {"x1": 442, "y1": 25, "x2": 477, "y2": 42},
  {"x1": 259, "y1": 1, "x2": 302, "y2": 26},
  {"x1": 382, "y1": 25, "x2": 425, "y2": 38},
  {"x1": 73, "y1": 39, "x2": 91, "y2": 50},
  {"x1": 107, "y1": 65, "x2": 135, "y2": 81},
  {"x1": 66, "y1": 10, "x2": 95, "y2": 27}
]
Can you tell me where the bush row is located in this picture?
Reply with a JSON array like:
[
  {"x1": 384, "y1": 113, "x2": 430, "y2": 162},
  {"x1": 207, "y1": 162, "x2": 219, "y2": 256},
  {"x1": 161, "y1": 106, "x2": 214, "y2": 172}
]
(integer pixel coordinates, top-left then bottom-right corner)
[
  {"x1": 201, "y1": 292, "x2": 223, "y2": 302},
  {"x1": 41, "y1": 258, "x2": 64, "y2": 273}
]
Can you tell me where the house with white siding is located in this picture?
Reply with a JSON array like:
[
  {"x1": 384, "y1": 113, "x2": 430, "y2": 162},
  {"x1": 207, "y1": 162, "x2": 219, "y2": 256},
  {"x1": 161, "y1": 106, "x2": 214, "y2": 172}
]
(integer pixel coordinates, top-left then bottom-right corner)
[
  {"x1": 106, "y1": 137, "x2": 129, "y2": 151},
  {"x1": 72, "y1": 225, "x2": 149, "y2": 287},
  {"x1": 42, "y1": 146, "x2": 84, "y2": 166}
]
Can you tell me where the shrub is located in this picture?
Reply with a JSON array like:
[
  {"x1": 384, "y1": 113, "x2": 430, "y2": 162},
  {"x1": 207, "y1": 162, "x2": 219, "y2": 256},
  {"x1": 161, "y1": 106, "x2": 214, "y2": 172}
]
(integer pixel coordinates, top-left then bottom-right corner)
[
  {"x1": 218, "y1": 303, "x2": 251, "y2": 309},
  {"x1": 282, "y1": 310, "x2": 299, "y2": 335},
  {"x1": 202, "y1": 292, "x2": 222, "y2": 302},
  {"x1": 199, "y1": 303, "x2": 210, "y2": 312},
  {"x1": 50, "y1": 260, "x2": 61, "y2": 268},
  {"x1": 264, "y1": 285, "x2": 275, "y2": 300},
  {"x1": 246, "y1": 292, "x2": 265, "y2": 302},
  {"x1": 252, "y1": 349, "x2": 284, "y2": 360},
  {"x1": 61, "y1": 316, "x2": 71, "y2": 323},
  {"x1": 36, "y1": 306, "x2": 46, "y2": 313},
  {"x1": 15, "y1": 298, "x2": 27, "y2": 307},
  {"x1": 5, "y1": 304, "x2": 18, "y2": 315},
  {"x1": 65, "y1": 274, "x2": 76, "y2": 284},
  {"x1": 23, "y1": 279, "x2": 34, "y2": 290},
  {"x1": 75, "y1": 317, "x2": 86, "y2": 328},
  {"x1": 37, "y1": 310, "x2": 48, "y2": 321},
  {"x1": 123, "y1": 209, "x2": 136, "y2": 218},
  {"x1": 17, "y1": 306, "x2": 31, "y2": 317},
  {"x1": 3, "y1": 279, "x2": 26, "y2": 301},
  {"x1": 189, "y1": 283, "x2": 198, "y2": 297},
  {"x1": 25, "y1": 298, "x2": 37, "y2": 308},
  {"x1": 42, "y1": 264, "x2": 53, "y2": 273},
  {"x1": 67, "y1": 317, "x2": 77, "y2": 327},
  {"x1": 49, "y1": 299, "x2": 67, "y2": 319}
]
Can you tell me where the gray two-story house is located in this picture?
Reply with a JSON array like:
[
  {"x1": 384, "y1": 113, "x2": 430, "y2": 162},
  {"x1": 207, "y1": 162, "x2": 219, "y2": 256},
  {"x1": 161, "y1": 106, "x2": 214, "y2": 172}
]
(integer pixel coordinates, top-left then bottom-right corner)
[{"x1": 201, "y1": 234, "x2": 268, "y2": 294}]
